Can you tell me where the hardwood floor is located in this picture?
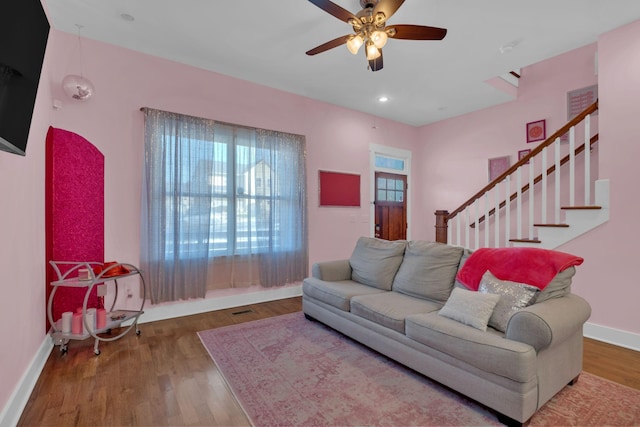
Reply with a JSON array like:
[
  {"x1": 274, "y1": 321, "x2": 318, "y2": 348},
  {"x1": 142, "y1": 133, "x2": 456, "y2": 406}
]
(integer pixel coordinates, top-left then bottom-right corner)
[
  {"x1": 583, "y1": 337, "x2": 640, "y2": 390},
  {"x1": 18, "y1": 297, "x2": 640, "y2": 426}
]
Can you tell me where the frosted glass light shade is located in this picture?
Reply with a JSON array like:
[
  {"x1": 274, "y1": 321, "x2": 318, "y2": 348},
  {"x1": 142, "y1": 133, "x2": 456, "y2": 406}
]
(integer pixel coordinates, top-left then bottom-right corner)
[
  {"x1": 62, "y1": 74, "x2": 95, "y2": 100},
  {"x1": 371, "y1": 30, "x2": 388, "y2": 49},
  {"x1": 346, "y1": 35, "x2": 364, "y2": 55},
  {"x1": 366, "y1": 43, "x2": 381, "y2": 60}
]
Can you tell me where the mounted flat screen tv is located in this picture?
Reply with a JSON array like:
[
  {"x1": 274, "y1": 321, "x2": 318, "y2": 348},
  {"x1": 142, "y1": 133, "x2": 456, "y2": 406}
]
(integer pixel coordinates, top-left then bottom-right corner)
[{"x1": 0, "y1": 0, "x2": 50, "y2": 156}]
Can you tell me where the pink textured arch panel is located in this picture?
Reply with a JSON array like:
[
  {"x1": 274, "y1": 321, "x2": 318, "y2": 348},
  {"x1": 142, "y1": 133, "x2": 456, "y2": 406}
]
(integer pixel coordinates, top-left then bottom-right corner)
[{"x1": 45, "y1": 127, "x2": 104, "y2": 324}]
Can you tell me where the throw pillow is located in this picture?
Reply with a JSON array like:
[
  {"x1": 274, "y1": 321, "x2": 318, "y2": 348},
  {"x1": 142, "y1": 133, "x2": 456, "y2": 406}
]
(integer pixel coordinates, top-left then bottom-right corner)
[
  {"x1": 438, "y1": 287, "x2": 500, "y2": 331},
  {"x1": 349, "y1": 237, "x2": 407, "y2": 290},
  {"x1": 392, "y1": 241, "x2": 464, "y2": 303},
  {"x1": 478, "y1": 270, "x2": 539, "y2": 332}
]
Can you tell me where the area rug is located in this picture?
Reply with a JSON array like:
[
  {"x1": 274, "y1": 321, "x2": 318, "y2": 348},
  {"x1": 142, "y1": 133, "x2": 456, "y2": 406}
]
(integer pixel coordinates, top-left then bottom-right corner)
[{"x1": 198, "y1": 312, "x2": 640, "y2": 426}]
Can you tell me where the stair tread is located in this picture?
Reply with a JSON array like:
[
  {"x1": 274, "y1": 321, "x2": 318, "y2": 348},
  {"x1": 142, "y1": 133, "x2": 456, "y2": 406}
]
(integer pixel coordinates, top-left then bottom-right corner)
[
  {"x1": 509, "y1": 238, "x2": 541, "y2": 243},
  {"x1": 561, "y1": 205, "x2": 602, "y2": 210},
  {"x1": 534, "y1": 223, "x2": 570, "y2": 227}
]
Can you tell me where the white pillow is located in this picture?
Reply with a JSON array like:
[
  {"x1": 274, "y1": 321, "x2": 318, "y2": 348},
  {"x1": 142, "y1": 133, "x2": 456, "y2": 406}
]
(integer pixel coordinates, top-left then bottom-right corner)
[
  {"x1": 478, "y1": 270, "x2": 539, "y2": 332},
  {"x1": 438, "y1": 287, "x2": 501, "y2": 331}
]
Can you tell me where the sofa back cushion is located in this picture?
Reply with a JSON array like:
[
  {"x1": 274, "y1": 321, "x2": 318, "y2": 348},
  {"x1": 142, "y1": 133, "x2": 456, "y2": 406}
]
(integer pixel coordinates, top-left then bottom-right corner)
[
  {"x1": 350, "y1": 237, "x2": 407, "y2": 290},
  {"x1": 535, "y1": 266, "x2": 575, "y2": 303},
  {"x1": 392, "y1": 241, "x2": 464, "y2": 302},
  {"x1": 454, "y1": 248, "x2": 473, "y2": 289}
]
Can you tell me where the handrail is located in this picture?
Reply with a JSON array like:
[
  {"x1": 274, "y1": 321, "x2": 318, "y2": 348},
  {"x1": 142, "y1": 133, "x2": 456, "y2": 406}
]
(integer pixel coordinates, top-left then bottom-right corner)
[
  {"x1": 470, "y1": 133, "x2": 599, "y2": 227},
  {"x1": 446, "y1": 100, "x2": 598, "y2": 220}
]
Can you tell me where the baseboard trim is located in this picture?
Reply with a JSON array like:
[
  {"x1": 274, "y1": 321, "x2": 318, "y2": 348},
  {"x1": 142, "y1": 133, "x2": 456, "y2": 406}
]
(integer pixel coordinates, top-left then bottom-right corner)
[
  {"x1": 134, "y1": 284, "x2": 303, "y2": 325},
  {"x1": 0, "y1": 335, "x2": 53, "y2": 427},
  {"x1": 584, "y1": 321, "x2": 640, "y2": 352}
]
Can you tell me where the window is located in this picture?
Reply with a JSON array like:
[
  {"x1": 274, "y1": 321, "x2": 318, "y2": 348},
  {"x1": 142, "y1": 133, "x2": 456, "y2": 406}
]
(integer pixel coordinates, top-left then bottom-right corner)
[
  {"x1": 141, "y1": 109, "x2": 308, "y2": 303},
  {"x1": 375, "y1": 154, "x2": 405, "y2": 171},
  {"x1": 376, "y1": 177, "x2": 404, "y2": 202}
]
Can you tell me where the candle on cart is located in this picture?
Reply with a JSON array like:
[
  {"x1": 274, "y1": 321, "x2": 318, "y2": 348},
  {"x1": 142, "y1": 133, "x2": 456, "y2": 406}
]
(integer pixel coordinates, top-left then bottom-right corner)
[
  {"x1": 96, "y1": 308, "x2": 107, "y2": 329},
  {"x1": 86, "y1": 308, "x2": 96, "y2": 333},
  {"x1": 72, "y1": 313, "x2": 82, "y2": 334},
  {"x1": 61, "y1": 311, "x2": 73, "y2": 333}
]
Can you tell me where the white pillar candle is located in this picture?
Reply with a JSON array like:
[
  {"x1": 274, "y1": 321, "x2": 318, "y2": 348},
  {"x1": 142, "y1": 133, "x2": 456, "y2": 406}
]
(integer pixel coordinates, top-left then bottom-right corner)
[
  {"x1": 61, "y1": 311, "x2": 73, "y2": 333},
  {"x1": 85, "y1": 308, "x2": 96, "y2": 334}
]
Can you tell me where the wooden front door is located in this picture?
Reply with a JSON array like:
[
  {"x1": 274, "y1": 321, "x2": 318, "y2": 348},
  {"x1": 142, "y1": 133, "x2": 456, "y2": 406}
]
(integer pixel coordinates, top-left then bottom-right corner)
[{"x1": 374, "y1": 172, "x2": 407, "y2": 241}]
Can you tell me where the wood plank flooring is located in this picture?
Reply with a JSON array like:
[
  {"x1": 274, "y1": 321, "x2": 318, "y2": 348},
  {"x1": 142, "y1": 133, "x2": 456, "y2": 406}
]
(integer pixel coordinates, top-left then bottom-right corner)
[{"x1": 17, "y1": 297, "x2": 640, "y2": 426}]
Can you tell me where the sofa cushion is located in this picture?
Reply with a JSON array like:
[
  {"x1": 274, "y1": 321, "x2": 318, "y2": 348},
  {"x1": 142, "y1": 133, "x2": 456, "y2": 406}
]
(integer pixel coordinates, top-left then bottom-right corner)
[
  {"x1": 349, "y1": 237, "x2": 407, "y2": 290},
  {"x1": 350, "y1": 292, "x2": 442, "y2": 333},
  {"x1": 392, "y1": 241, "x2": 464, "y2": 303},
  {"x1": 303, "y1": 277, "x2": 386, "y2": 312},
  {"x1": 454, "y1": 248, "x2": 473, "y2": 289},
  {"x1": 478, "y1": 270, "x2": 539, "y2": 332},
  {"x1": 405, "y1": 312, "x2": 537, "y2": 383},
  {"x1": 535, "y1": 267, "x2": 575, "y2": 303},
  {"x1": 438, "y1": 287, "x2": 501, "y2": 331}
]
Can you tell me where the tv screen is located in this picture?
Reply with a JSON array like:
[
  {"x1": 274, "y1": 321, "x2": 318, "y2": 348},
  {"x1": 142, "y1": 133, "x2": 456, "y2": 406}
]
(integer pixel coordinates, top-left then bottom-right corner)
[{"x1": 0, "y1": 0, "x2": 50, "y2": 156}]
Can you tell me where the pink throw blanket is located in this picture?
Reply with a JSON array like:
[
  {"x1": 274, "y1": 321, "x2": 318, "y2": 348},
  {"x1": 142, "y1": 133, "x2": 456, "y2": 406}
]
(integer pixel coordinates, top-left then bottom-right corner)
[{"x1": 457, "y1": 247, "x2": 583, "y2": 291}]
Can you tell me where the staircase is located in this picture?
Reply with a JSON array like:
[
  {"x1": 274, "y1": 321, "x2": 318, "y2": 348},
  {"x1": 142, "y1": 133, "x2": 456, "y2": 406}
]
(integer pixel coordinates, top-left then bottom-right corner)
[{"x1": 435, "y1": 100, "x2": 608, "y2": 250}]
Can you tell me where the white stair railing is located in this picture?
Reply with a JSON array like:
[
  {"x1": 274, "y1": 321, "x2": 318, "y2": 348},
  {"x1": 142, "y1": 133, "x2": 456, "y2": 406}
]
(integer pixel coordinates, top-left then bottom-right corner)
[{"x1": 436, "y1": 100, "x2": 599, "y2": 249}]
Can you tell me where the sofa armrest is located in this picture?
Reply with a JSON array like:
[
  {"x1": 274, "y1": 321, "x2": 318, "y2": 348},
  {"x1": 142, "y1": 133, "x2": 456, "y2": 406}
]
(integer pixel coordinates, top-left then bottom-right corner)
[
  {"x1": 506, "y1": 294, "x2": 591, "y2": 352},
  {"x1": 311, "y1": 259, "x2": 352, "y2": 281}
]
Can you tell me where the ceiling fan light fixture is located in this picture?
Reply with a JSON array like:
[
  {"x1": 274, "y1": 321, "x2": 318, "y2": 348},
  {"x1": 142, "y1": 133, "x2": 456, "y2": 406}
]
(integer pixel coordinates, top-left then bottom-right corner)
[
  {"x1": 347, "y1": 35, "x2": 364, "y2": 55},
  {"x1": 371, "y1": 30, "x2": 388, "y2": 49},
  {"x1": 366, "y1": 42, "x2": 381, "y2": 60}
]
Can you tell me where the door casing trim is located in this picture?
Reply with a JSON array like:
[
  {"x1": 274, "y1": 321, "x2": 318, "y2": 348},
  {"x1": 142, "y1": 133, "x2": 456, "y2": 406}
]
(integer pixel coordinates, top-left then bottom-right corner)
[{"x1": 369, "y1": 143, "x2": 412, "y2": 240}]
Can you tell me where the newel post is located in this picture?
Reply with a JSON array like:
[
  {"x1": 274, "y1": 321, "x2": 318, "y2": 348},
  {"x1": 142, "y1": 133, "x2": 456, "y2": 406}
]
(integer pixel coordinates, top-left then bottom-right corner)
[{"x1": 434, "y1": 210, "x2": 449, "y2": 244}]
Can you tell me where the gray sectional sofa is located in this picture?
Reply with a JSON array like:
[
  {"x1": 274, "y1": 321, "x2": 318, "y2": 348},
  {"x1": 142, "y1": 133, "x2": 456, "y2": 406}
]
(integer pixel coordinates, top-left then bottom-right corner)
[{"x1": 302, "y1": 237, "x2": 591, "y2": 426}]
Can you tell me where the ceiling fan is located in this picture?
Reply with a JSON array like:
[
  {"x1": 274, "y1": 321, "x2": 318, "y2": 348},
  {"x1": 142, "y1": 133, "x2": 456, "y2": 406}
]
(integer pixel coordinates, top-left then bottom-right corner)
[{"x1": 305, "y1": 0, "x2": 447, "y2": 72}]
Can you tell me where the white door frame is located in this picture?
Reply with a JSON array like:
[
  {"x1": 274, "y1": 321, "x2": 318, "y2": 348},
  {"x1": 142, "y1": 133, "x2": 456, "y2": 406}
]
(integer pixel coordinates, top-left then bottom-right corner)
[{"x1": 369, "y1": 143, "x2": 412, "y2": 240}]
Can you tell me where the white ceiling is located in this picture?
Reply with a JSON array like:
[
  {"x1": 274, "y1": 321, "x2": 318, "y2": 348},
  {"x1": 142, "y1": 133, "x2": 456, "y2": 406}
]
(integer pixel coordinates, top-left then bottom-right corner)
[{"x1": 43, "y1": 0, "x2": 640, "y2": 127}]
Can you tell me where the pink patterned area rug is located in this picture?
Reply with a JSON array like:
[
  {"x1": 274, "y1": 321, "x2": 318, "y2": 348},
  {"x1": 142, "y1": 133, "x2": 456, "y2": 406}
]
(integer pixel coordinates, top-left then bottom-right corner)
[{"x1": 198, "y1": 312, "x2": 640, "y2": 426}]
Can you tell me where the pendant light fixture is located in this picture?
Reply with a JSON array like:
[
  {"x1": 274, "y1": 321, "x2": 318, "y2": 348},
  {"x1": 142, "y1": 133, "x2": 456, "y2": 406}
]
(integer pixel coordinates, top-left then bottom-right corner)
[{"x1": 62, "y1": 24, "x2": 95, "y2": 101}]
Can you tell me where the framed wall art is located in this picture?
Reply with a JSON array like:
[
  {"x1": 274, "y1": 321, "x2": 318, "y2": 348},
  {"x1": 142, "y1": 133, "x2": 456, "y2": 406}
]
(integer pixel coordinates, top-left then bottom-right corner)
[
  {"x1": 488, "y1": 156, "x2": 510, "y2": 182},
  {"x1": 567, "y1": 85, "x2": 598, "y2": 120},
  {"x1": 526, "y1": 119, "x2": 546, "y2": 143},
  {"x1": 518, "y1": 149, "x2": 532, "y2": 164},
  {"x1": 318, "y1": 170, "x2": 360, "y2": 207}
]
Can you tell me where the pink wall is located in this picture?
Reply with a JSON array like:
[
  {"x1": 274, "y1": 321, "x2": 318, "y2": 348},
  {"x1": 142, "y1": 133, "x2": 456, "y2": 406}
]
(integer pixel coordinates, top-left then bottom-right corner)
[
  {"x1": 561, "y1": 19, "x2": 640, "y2": 333},
  {"x1": 0, "y1": 29, "x2": 417, "y2": 411},
  {"x1": 415, "y1": 43, "x2": 598, "y2": 235},
  {"x1": 0, "y1": 31, "x2": 53, "y2": 414},
  {"x1": 417, "y1": 31, "x2": 639, "y2": 336}
]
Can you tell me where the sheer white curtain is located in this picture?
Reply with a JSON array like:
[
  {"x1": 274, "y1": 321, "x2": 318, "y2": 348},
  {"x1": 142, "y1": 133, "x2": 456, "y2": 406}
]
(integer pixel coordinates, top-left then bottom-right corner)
[{"x1": 141, "y1": 109, "x2": 308, "y2": 303}]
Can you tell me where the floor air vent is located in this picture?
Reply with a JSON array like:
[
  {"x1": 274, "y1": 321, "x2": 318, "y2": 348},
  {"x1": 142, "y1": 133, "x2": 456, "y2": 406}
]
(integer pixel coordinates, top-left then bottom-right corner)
[{"x1": 231, "y1": 309, "x2": 254, "y2": 316}]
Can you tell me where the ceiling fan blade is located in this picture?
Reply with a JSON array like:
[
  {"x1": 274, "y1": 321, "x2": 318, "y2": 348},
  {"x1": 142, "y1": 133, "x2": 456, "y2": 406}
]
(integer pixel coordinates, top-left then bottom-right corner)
[
  {"x1": 387, "y1": 24, "x2": 447, "y2": 40},
  {"x1": 306, "y1": 35, "x2": 351, "y2": 56},
  {"x1": 368, "y1": 51, "x2": 384, "y2": 72},
  {"x1": 307, "y1": 0, "x2": 359, "y2": 23},
  {"x1": 373, "y1": 0, "x2": 405, "y2": 20}
]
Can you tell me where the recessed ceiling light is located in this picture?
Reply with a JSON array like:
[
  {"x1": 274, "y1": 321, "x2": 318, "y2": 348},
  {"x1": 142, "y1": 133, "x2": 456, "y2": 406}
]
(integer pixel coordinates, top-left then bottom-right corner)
[
  {"x1": 377, "y1": 96, "x2": 389, "y2": 103},
  {"x1": 120, "y1": 13, "x2": 135, "y2": 22},
  {"x1": 499, "y1": 37, "x2": 523, "y2": 54}
]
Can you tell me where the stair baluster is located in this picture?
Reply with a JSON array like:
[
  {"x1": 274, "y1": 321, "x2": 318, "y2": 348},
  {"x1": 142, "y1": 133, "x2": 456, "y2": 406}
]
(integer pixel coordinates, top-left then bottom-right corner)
[{"x1": 435, "y1": 100, "x2": 604, "y2": 250}]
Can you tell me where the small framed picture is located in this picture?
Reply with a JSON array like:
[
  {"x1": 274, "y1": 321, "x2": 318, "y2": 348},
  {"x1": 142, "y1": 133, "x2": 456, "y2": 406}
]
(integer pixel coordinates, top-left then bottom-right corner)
[
  {"x1": 518, "y1": 149, "x2": 531, "y2": 164},
  {"x1": 526, "y1": 119, "x2": 546, "y2": 143},
  {"x1": 488, "y1": 155, "x2": 510, "y2": 182}
]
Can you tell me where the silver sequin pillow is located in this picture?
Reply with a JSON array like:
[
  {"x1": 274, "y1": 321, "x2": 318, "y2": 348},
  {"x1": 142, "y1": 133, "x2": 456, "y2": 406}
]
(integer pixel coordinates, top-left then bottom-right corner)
[{"x1": 478, "y1": 270, "x2": 539, "y2": 332}]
